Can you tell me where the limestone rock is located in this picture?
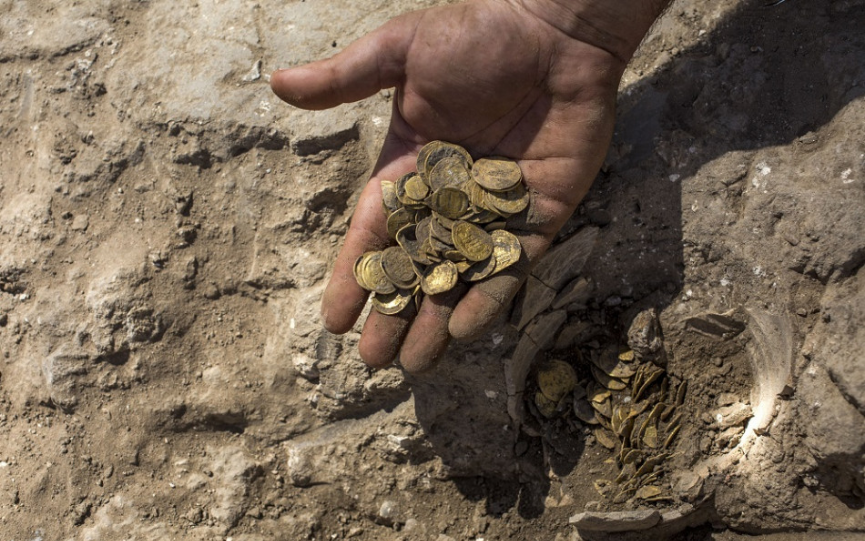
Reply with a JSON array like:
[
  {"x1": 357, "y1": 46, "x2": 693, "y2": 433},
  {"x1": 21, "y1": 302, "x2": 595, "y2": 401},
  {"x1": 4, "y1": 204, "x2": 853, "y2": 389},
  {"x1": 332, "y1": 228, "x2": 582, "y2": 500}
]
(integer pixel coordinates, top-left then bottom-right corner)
[{"x1": 569, "y1": 509, "x2": 661, "y2": 532}]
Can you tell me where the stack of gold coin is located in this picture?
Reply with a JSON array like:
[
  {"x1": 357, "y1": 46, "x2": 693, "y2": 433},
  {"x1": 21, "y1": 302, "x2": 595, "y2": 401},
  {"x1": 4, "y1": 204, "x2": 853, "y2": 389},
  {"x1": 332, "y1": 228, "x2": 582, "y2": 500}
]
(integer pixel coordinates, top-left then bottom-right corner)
[{"x1": 354, "y1": 141, "x2": 528, "y2": 315}]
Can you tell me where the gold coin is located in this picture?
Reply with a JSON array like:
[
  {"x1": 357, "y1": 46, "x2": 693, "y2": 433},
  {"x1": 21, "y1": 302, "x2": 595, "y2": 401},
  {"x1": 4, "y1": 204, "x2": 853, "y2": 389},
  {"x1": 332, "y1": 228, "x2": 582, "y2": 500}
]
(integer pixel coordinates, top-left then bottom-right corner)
[
  {"x1": 461, "y1": 255, "x2": 496, "y2": 282},
  {"x1": 420, "y1": 260, "x2": 458, "y2": 295},
  {"x1": 372, "y1": 288, "x2": 414, "y2": 315},
  {"x1": 452, "y1": 220, "x2": 494, "y2": 262},
  {"x1": 394, "y1": 172, "x2": 411, "y2": 204},
  {"x1": 462, "y1": 179, "x2": 488, "y2": 209},
  {"x1": 591, "y1": 364, "x2": 628, "y2": 391},
  {"x1": 483, "y1": 220, "x2": 507, "y2": 232},
  {"x1": 436, "y1": 214, "x2": 456, "y2": 229},
  {"x1": 537, "y1": 359, "x2": 577, "y2": 403},
  {"x1": 490, "y1": 229, "x2": 521, "y2": 273},
  {"x1": 472, "y1": 156, "x2": 522, "y2": 192},
  {"x1": 429, "y1": 155, "x2": 471, "y2": 191},
  {"x1": 416, "y1": 140, "x2": 444, "y2": 180},
  {"x1": 386, "y1": 207, "x2": 415, "y2": 240},
  {"x1": 361, "y1": 251, "x2": 396, "y2": 295},
  {"x1": 404, "y1": 173, "x2": 430, "y2": 201},
  {"x1": 428, "y1": 187, "x2": 469, "y2": 220},
  {"x1": 381, "y1": 246, "x2": 419, "y2": 288},
  {"x1": 422, "y1": 141, "x2": 473, "y2": 179},
  {"x1": 428, "y1": 235, "x2": 452, "y2": 255},
  {"x1": 353, "y1": 252, "x2": 373, "y2": 290},
  {"x1": 396, "y1": 224, "x2": 433, "y2": 265},
  {"x1": 484, "y1": 182, "x2": 529, "y2": 216},
  {"x1": 429, "y1": 215, "x2": 452, "y2": 243},
  {"x1": 380, "y1": 180, "x2": 400, "y2": 214},
  {"x1": 592, "y1": 347, "x2": 638, "y2": 379},
  {"x1": 454, "y1": 260, "x2": 473, "y2": 273},
  {"x1": 415, "y1": 216, "x2": 432, "y2": 245},
  {"x1": 442, "y1": 249, "x2": 467, "y2": 262}
]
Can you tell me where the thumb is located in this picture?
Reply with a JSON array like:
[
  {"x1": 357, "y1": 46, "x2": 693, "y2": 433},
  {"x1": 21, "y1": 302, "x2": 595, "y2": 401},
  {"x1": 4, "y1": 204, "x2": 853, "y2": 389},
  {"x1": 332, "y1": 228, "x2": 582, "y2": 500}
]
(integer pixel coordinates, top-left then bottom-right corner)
[{"x1": 270, "y1": 14, "x2": 416, "y2": 111}]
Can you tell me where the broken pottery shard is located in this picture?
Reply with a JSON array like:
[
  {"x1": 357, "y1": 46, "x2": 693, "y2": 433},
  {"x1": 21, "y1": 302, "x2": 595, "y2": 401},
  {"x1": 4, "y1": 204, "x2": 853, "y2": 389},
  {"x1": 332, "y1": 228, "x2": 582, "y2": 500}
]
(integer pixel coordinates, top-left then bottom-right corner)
[
  {"x1": 684, "y1": 311, "x2": 746, "y2": 339},
  {"x1": 554, "y1": 319, "x2": 593, "y2": 350},
  {"x1": 510, "y1": 275, "x2": 557, "y2": 330},
  {"x1": 568, "y1": 509, "x2": 662, "y2": 532},
  {"x1": 551, "y1": 277, "x2": 592, "y2": 310},
  {"x1": 524, "y1": 310, "x2": 567, "y2": 351},
  {"x1": 505, "y1": 333, "x2": 541, "y2": 425},
  {"x1": 531, "y1": 226, "x2": 599, "y2": 290}
]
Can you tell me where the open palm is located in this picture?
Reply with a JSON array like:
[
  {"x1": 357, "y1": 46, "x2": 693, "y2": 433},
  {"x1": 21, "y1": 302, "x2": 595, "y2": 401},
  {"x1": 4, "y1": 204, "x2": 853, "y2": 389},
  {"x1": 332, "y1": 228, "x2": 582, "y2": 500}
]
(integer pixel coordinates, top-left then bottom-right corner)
[{"x1": 271, "y1": 0, "x2": 625, "y2": 371}]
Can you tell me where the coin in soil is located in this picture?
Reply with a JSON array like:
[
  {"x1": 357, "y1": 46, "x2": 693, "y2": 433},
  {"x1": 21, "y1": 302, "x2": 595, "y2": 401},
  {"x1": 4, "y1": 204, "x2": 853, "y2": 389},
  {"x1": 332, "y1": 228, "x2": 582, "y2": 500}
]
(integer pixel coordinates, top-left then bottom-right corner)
[
  {"x1": 421, "y1": 260, "x2": 458, "y2": 295},
  {"x1": 372, "y1": 288, "x2": 414, "y2": 315},
  {"x1": 452, "y1": 220, "x2": 494, "y2": 262},
  {"x1": 472, "y1": 156, "x2": 522, "y2": 192}
]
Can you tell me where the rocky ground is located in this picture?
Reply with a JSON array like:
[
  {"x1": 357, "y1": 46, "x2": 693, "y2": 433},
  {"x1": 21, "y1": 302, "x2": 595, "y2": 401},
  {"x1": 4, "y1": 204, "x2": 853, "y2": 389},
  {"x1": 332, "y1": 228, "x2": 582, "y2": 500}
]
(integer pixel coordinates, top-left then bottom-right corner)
[{"x1": 0, "y1": 0, "x2": 863, "y2": 539}]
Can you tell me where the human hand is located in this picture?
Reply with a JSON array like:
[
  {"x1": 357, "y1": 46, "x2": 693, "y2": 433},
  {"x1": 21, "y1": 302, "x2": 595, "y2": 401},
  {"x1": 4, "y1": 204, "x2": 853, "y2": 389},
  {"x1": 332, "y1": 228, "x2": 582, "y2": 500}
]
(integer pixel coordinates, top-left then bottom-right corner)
[{"x1": 271, "y1": 0, "x2": 662, "y2": 372}]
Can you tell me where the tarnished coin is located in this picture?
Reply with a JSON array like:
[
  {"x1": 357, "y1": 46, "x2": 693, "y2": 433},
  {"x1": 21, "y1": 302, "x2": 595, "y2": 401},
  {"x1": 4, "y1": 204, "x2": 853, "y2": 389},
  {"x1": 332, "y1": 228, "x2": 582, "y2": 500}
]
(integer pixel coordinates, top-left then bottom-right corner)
[
  {"x1": 484, "y1": 182, "x2": 529, "y2": 216},
  {"x1": 404, "y1": 173, "x2": 430, "y2": 201},
  {"x1": 463, "y1": 179, "x2": 488, "y2": 209},
  {"x1": 387, "y1": 207, "x2": 415, "y2": 240},
  {"x1": 454, "y1": 260, "x2": 473, "y2": 273},
  {"x1": 443, "y1": 249, "x2": 467, "y2": 262},
  {"x1": 361, "y1": 251, "x2": 396, "y2": 295},
  {"x1": 594, "y1": 428, "x2": 619, "y2": 450},
  {"x1": 429, "y1": 155, "x2": 471, "y2": 191},
  {"x1": 420, "y1": 260, "x2": 458, "y2": 295},
  {"x1": 396, "y1": 224, "x2": 434, "y2": 266},
  {"x1": 420, "y1": 141, "x2": 473, "y2": 178},
  {"x1": 484, "y1": 220, "x2": 507, "y2": 232},
  {"x1": 452, "y1": 220, "x2": 494, "y2": 262},
  {"x1": 381, "y1": 246, "x2": 419, "y2": 288},
  {"x1": 537, "y1": 359, "x2": 578, "y2": 403},
  {"x1": 592, "y1": 347, "x2": 638, "y2": 379},
  {"x1": 415, "y1": 215, "x2": 432, "y2": 245},
  {"x1": 394, "y1": 172, "x2": 412, "y2": 205},
  {"x1": 472, "y1": 156, "x2": 522, "y2": 192},
  {"x1": 372, "y1": 288, "x2": 414, "y2": 315},
  {"x1": 490, "y1": 230, "x2": 521, "y2": 273},
  {"x1": 380, "y1": 180, "x2": 400, "y2": 214},
  {"x1": 428, "y1": 235, "x2": 452, "y2": 254},
  {"x1": 428, "y1": 187, "x2": 469, "y2": 220},
  {"x1": 591, "y1": 364, "x2": 629, "y2": 391},
  {"x1": 429, "y1": 215, "x2": 452, "y2": 243},
  {"x1": 461, "y1": 255, "x2": 496, "y2": 282}
]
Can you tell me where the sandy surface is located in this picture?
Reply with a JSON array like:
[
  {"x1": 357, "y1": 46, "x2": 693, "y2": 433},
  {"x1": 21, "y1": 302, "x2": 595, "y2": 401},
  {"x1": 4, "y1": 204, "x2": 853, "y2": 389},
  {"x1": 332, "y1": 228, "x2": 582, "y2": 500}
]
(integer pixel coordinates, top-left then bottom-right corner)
[{"x1": 0, "y1": 0, "x2": 863, "y2": 539}]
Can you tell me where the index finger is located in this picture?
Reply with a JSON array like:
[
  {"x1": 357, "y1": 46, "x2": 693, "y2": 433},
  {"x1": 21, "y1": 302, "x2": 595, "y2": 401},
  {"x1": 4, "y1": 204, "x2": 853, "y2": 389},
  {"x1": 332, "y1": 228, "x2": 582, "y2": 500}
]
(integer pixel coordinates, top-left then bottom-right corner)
[{"x1": 321, "y1": 135, "x2": 419, "y2": 334}]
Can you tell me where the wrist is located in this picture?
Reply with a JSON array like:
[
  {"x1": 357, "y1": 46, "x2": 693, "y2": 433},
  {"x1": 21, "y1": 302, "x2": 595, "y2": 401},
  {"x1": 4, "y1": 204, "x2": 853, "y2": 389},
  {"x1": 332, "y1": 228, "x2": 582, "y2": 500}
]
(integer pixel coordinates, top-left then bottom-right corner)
[{"x1": 502, "y1": 0, "x2": 670, "y2": 65}]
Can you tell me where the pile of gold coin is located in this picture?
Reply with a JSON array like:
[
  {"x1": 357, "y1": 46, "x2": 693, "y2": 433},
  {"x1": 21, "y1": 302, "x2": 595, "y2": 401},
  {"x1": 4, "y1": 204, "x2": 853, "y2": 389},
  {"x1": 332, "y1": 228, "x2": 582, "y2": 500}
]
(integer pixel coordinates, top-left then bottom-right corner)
[
  {"x1": 354, "y1": 141, "x2": 529, "y2": 315},
  {"x1": 532, "y1": 347, "x2": 687, "y2": 504}
]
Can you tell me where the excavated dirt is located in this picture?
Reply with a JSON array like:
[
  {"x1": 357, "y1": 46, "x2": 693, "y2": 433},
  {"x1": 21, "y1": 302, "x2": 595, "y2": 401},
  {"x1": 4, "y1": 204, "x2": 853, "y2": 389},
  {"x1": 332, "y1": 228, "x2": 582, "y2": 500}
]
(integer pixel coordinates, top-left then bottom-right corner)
[{"x1": 0, "y1": 0, "x2": 863, "y2": 539}]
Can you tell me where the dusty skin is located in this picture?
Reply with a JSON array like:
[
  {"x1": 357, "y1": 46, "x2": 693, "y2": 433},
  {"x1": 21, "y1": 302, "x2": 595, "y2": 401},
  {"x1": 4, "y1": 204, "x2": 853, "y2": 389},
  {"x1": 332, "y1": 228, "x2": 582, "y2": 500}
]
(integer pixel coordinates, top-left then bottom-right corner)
[{"x1": 0, "y1": 0, "x2": 863, "y2": 540}]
